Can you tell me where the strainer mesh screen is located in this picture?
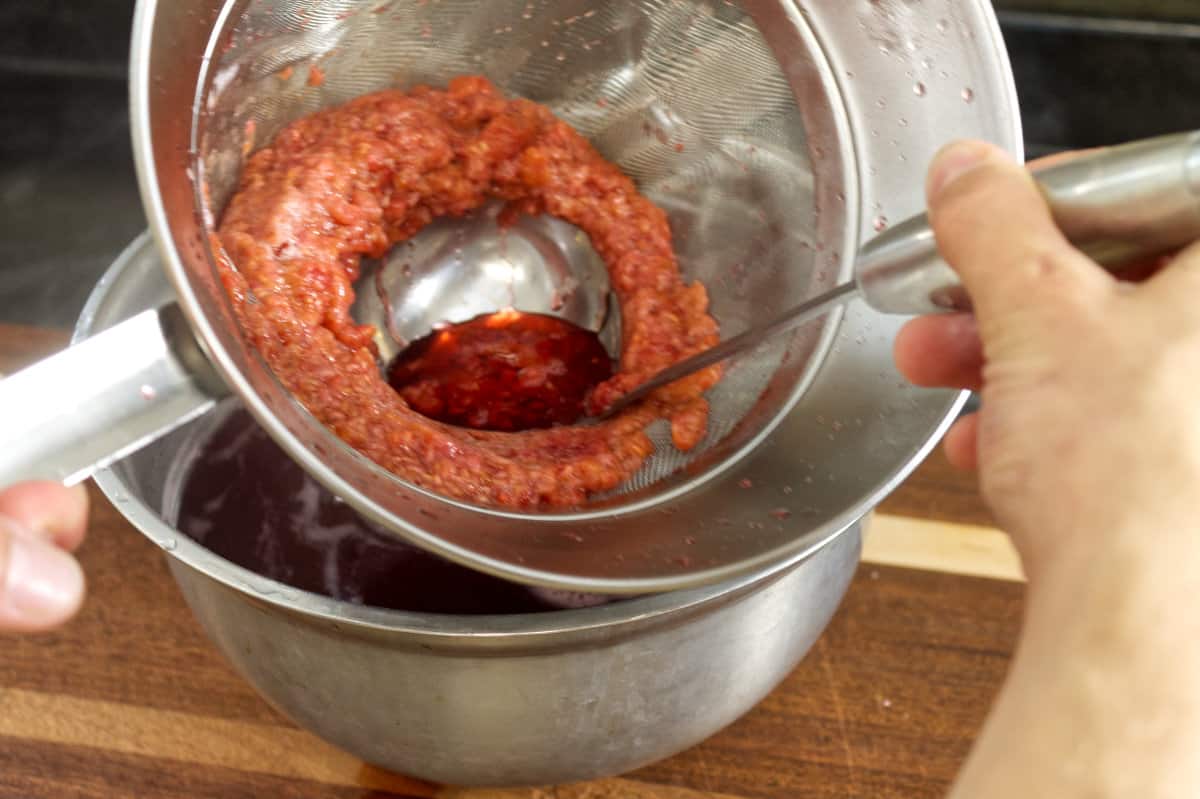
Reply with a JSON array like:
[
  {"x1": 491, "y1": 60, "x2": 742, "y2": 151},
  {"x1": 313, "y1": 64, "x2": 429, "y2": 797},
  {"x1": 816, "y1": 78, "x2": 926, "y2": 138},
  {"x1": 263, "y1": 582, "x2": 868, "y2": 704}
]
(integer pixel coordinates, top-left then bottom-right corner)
[{"x1": 200, "y1": 0, "x2": 831, "y2": 503}]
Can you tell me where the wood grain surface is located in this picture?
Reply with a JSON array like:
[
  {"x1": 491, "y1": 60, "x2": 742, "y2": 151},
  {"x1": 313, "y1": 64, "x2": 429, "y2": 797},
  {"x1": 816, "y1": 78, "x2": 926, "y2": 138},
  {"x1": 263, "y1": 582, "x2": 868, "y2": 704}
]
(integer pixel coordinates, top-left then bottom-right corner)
[{"x1": 0, "y1": 325, "x2": 1024, "y2": 798}]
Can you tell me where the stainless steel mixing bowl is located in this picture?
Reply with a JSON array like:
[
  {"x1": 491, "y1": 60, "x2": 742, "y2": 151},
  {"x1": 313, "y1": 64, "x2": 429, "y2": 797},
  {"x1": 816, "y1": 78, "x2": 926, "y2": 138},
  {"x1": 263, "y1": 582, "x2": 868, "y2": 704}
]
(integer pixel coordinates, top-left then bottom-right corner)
[
  {"x1": 62, "y1": 1, "x2": 1022, "y2": 781},
  {"x1": 83, "y1": 235, "x2": 862, "y2": 786}
]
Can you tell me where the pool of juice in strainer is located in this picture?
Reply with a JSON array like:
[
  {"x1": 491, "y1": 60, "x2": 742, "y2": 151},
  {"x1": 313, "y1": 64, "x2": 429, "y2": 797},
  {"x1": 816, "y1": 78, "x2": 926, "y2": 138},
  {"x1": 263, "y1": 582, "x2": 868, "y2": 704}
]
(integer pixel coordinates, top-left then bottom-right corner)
[{"x1": 170, "y1": 407, "x2": 613, "y2": 614}]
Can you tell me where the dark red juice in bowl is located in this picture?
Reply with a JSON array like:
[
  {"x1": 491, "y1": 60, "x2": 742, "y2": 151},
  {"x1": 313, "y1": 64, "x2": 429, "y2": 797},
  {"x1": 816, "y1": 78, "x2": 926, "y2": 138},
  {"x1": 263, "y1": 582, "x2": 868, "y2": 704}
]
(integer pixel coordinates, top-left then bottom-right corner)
[{"x1": 166, "y1": 405, "x2": 613, "y2": 614}]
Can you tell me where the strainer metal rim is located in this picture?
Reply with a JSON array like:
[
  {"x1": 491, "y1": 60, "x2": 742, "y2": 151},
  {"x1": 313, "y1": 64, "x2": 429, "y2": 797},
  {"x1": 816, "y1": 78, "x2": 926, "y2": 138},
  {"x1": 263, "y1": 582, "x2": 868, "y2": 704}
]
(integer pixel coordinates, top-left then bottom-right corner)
[
  {"x1": 129, "y1": 0, "x2": 1020, "y2": 594},
  {"x1": 137, "y1": 0, "x2": 857, "y2": 584}
]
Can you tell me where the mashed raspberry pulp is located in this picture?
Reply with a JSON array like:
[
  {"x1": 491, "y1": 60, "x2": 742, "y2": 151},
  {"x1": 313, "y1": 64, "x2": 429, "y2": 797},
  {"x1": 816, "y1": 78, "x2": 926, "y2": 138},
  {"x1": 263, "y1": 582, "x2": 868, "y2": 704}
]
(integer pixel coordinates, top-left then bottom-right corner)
[{"x1": 216, "y1": 77, "x2": 721, "y2": 508}]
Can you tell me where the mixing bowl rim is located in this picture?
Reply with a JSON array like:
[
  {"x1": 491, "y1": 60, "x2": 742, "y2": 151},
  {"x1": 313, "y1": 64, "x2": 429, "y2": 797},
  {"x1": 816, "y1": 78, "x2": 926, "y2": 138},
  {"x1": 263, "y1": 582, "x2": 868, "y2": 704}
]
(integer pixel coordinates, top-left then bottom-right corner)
[{"x1": 79, "y1": 236, "x2": 873, "y2": 640}]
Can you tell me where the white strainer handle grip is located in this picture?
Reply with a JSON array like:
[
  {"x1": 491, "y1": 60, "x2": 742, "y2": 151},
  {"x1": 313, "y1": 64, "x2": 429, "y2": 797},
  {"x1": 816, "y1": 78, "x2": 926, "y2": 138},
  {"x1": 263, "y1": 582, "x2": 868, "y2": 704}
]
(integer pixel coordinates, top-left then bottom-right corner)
[
  {"x1": 0, "y1": 305, "x2": 227, "y2": 486},
  {"x1": 856, "y1": 130, "x2": 1200, "y2": 314}
]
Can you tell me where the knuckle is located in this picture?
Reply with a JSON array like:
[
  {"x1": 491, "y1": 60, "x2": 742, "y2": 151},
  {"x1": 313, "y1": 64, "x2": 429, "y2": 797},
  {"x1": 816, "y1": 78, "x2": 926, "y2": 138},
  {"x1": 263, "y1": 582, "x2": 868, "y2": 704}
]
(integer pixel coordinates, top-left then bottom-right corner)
[{"x1": 1022, "y1": 245, "x2": 1091, "y2": 296}]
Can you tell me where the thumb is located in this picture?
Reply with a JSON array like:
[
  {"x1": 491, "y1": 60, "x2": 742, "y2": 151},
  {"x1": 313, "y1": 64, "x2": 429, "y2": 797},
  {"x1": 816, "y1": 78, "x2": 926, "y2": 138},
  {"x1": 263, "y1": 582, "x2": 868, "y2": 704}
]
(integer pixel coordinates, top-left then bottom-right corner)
[
  {"x1": 926, "y1": 141, "x2": 1109, "y2": 327},
  {"x1": 0, "y1": 515, "x2": 84, "y2": 633}
]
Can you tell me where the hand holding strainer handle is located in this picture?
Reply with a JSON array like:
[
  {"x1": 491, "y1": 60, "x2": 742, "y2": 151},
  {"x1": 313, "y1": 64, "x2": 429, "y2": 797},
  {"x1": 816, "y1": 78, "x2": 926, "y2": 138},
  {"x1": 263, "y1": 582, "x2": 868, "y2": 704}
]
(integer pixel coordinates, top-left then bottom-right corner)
[{"x1": 857, "y1": 130, "x2": 1200, "y2": 314}]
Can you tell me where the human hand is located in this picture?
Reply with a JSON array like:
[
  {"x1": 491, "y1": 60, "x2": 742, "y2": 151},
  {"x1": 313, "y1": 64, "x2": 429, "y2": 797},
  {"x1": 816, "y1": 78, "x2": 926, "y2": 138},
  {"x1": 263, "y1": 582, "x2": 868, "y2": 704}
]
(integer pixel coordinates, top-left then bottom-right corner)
[
  {"x1": 894, "y1": 140, "x2": 1200, "y2": 579},
  {"x1": 0, "y1": 482, "x2": 88, "y2": 632}
]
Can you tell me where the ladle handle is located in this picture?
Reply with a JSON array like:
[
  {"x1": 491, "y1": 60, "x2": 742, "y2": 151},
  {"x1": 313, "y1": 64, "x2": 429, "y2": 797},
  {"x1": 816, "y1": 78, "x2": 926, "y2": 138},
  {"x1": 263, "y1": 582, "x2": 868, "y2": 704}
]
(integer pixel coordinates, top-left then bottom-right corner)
[
  {"x1": 856, "y1": 130, "x2": 1200, "y2": 314},
  {"x1": 0, "y1": 304, "x2": 227, "y2": 486}
]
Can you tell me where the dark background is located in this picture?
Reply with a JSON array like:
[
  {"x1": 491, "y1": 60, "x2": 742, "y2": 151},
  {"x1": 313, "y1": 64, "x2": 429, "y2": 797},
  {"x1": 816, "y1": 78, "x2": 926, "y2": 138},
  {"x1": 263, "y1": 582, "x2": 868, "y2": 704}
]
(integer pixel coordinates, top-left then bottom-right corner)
[{"x1": 1, "y1": 1, "x2": 1198, "y2": 327}]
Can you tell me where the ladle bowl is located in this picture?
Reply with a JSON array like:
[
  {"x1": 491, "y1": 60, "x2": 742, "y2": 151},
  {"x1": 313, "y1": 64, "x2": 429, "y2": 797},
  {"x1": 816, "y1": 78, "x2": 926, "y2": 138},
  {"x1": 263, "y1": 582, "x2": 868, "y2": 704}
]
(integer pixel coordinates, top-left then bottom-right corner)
[{"x1": 353, "y1": 201, "x2": 618, "y2": 364}]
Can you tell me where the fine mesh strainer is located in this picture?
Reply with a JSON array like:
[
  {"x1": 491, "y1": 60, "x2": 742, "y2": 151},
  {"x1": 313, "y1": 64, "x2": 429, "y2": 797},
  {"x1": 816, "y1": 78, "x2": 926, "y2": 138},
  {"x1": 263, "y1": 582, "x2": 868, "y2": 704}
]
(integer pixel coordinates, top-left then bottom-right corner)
[
  {"x1": 200, "y1": 0, "x2": 834, "y2": 503},
  {"x1": 0, "y1": 0, "x2": 1025, "y2": 592}
]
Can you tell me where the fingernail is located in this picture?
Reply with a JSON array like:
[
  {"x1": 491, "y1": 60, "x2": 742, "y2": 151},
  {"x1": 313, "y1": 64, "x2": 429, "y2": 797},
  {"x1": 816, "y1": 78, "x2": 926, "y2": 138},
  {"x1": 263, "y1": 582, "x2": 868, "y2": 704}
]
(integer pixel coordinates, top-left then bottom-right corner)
[
  {"x1": 1, "y1": 520, "x2": 84, "y2": 630},
  {"x1": 927, "y1": 140, "x2": 995, "y2": 200}
]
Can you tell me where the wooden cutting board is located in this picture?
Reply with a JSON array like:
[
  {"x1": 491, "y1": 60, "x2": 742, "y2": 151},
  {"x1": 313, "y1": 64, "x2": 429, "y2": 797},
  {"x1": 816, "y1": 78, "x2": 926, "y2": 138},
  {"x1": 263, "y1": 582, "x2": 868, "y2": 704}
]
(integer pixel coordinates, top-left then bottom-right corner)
[{"x1": 0, "y1": 324, "x2": 1024, "y2": 799}]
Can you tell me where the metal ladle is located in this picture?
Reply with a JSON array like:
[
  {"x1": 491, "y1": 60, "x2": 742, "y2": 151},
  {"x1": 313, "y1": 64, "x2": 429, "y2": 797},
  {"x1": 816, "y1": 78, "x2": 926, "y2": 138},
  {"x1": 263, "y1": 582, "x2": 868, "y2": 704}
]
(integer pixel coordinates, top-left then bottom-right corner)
[
  {"x1": 357, "y1": 132, "x2": 1200, "y2": 424},
  {"x1": 352, "y1": 201, "x2": 619, "y2": 364},
  {"x1": 596, "y1": 132, "x2": 1200, "y2": 418}
]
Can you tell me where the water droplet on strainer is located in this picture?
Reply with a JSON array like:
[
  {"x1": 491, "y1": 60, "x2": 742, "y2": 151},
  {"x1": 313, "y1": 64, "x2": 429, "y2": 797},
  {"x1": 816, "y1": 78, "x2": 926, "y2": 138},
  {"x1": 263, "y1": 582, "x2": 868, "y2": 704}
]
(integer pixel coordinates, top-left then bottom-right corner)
[
  {"x1": 161, "y1": 539, "x2": 178, "y2": 552},
  {"x1": 936, "y1": 18, "x2": 949, "y2": 33},
  {"x1": 913, "y1": 82, "x2": 926, "y2": 97},
  {"x1": 962, "y1": 87, "x2": 976, "y2": 103},
  {"x1": 873, "y1": 215, "x2": 889, "y2": 232}
]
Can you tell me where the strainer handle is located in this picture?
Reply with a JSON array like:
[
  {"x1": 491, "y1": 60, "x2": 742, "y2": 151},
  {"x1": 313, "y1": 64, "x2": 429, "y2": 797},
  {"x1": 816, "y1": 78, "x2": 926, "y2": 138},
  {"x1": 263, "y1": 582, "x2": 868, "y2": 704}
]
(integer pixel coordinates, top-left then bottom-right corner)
[
  {"x1": 0, "y1": 304, "x2": 226, "y2": 486},
  {"x1": 856, "y1": 130, "x2": 1200, "y2": 314}
]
